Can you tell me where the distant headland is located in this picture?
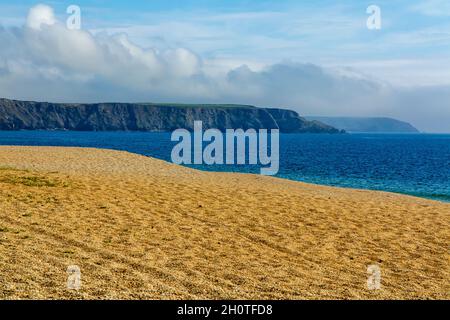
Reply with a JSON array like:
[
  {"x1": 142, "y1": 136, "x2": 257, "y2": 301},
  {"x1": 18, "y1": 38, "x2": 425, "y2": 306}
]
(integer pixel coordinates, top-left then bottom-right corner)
[{"x1": 306, "y1": 116, "x2": 420, "y2": 133}]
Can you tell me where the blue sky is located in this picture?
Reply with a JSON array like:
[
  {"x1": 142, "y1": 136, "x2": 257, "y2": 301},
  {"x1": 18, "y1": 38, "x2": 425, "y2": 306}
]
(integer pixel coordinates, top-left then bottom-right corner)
[{"x1": 0, "y1": 1, "x2": 449, "y2": 131}]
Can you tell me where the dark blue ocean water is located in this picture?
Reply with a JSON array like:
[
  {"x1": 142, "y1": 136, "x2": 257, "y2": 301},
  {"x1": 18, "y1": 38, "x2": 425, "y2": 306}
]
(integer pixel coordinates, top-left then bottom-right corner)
[{"x1": 0, "y1": 131, "x2": 448, "y2": 202}]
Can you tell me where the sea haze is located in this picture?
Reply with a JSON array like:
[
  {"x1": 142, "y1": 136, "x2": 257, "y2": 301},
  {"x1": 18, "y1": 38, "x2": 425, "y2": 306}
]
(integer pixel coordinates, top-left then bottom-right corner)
[{"x1": 0, "y1": 131, "x2": 448, "y2": 202}]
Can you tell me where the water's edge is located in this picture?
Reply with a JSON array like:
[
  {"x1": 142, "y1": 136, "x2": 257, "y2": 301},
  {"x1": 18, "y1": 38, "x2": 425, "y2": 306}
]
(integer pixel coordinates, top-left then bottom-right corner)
[{"x1": 0, "y1": 131, "x2": 448, "y2": 203}]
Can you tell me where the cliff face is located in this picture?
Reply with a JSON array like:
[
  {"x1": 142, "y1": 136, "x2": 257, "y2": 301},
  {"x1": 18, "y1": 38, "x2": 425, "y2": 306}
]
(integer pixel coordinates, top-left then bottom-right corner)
[
  {"x1": 0, "y1": 98, "x2": 341, "y2": 133},
  {"x1": 266, "y1": 109, "x2": 344, "y2": 133}
]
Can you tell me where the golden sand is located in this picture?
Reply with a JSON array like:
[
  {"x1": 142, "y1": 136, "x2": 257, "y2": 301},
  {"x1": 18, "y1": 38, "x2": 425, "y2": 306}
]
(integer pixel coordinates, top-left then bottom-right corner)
[{"x1": 0, "y1": 146, "x2": 448, "y2": 300}]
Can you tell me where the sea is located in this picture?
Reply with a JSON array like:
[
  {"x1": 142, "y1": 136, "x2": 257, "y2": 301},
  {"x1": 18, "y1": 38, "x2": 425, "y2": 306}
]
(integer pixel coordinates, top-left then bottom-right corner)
[{"x1": 0, "y1": 131, "x2": 448, "y2": 202}]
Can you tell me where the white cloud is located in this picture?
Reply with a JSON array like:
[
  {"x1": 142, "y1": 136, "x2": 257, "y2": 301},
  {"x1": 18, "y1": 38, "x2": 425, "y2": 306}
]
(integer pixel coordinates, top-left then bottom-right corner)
[
  {"x1": 26, "y1": 4, "x2": 56, "y2": 30},
  {"x1": 1, "y1": 5, "x2": 207, "y2": 99}
]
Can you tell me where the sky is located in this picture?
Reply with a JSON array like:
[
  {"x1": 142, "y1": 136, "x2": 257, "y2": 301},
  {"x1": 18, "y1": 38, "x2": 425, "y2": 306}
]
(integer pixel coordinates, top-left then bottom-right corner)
[{"x1": 0, "y1": 0, "x2": 449, "y2": 132}]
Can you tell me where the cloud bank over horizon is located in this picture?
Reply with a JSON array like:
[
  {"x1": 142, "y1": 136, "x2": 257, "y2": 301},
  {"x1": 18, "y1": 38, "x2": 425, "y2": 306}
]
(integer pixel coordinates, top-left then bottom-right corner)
[{"x1": 0, "y1": 4, "x2": 449, "y2": 132}]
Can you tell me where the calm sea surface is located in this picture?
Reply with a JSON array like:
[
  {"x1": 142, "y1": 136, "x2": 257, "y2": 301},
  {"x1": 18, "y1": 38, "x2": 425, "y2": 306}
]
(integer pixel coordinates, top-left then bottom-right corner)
[{"x1": 0, "y1": 131, "x2": 448, "y2": 202}]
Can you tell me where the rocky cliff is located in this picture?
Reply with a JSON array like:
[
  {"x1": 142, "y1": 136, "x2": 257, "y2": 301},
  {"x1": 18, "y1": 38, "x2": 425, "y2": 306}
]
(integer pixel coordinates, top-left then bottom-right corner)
[{"x1": 0, "y1": 98, "x2": 341, "y2": 133}]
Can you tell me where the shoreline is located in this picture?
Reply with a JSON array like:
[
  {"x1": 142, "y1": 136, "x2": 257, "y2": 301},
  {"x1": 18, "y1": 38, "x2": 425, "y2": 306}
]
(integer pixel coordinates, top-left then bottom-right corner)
[
  {"x1": 1, "y1": 142, "x2": 449, "y2": 203},
  {"x1": 0, "y1": 144, "x2": 447, "y2": 204},
  {"x1": 0, "y1": 130, "x2": 448, "y2": 203}
]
